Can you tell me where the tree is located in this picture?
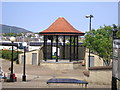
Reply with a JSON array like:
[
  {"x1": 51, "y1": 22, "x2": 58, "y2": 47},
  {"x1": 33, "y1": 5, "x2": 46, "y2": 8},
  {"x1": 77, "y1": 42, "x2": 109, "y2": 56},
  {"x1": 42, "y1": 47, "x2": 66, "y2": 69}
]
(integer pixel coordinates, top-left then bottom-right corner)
[
  {"x1": 66, "y1": 37, "x2": 76, "y2": 45},
  {"x1": 83, "y1": 25, "x2": 120, "y2": 66}
]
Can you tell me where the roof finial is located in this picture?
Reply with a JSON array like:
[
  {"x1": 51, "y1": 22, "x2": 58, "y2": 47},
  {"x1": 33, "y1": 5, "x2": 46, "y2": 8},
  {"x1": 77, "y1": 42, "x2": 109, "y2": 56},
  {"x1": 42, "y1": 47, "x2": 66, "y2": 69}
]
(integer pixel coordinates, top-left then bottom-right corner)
[{"x1": 59, "y1": 16, "x2": 63, "y2": 18}]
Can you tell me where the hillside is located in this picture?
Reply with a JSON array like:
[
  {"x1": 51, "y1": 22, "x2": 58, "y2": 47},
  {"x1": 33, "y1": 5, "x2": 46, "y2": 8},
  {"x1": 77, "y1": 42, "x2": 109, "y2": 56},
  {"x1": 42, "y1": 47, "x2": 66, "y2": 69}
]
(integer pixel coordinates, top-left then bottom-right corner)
[{"x1": 0, "y1": 24, "x2": 32, "y2": 33}]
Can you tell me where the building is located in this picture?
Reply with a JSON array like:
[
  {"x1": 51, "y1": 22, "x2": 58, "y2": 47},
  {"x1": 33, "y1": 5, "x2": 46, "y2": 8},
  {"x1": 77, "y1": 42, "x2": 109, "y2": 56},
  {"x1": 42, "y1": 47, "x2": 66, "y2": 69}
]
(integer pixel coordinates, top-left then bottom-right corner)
[
  {"x1": 19, "y1": 17, "x2": 86, "y2": 70},
  {"x1": 39, "y1": 17, "x2": 85, "y2": 62}
]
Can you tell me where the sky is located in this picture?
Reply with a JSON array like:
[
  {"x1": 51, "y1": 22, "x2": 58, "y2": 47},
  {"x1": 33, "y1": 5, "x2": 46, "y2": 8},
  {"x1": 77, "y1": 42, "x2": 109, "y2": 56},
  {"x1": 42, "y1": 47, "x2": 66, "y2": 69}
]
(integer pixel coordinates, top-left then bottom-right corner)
[{"x1": 1, "y1": 1, "x2": 118, "y2": 33}]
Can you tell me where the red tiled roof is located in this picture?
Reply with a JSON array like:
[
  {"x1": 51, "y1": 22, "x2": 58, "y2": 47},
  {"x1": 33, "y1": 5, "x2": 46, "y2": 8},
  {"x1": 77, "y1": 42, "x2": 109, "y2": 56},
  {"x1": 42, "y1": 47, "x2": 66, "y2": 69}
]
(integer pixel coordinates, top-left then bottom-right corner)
[{"x1": 39, "y1": 17, "x2": 85, "y2": 36}]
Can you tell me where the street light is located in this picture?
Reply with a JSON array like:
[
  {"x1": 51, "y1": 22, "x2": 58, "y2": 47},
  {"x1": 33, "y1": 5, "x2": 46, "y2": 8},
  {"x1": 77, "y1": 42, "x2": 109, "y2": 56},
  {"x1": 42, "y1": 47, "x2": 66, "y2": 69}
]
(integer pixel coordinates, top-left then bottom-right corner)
[
  {"x1": 16, "y1": 44, "x2": 19, "y2": 64},
  {"x1": 10, "y1": 36, "x2": 16, "y2": 82},
  {"x1": 85, "y1": 14, "x2": 94, "y2": 67},
  {"x1": 22, "y1": 42, "x2": 27, "y2": 81},
  {"x1": 85, "y1": 15, "x2": 93, "y2": 18},
  {"x1": 112, "y1": 24, "x2": 118, "y2": 90}
]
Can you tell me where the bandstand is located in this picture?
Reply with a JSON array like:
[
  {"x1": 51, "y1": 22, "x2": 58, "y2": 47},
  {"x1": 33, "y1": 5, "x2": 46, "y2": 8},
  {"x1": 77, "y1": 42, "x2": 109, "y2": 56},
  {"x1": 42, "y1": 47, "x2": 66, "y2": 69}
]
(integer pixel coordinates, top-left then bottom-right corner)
[{"x1": 39, "y1": 17, "x2": 85, "y2": 63}]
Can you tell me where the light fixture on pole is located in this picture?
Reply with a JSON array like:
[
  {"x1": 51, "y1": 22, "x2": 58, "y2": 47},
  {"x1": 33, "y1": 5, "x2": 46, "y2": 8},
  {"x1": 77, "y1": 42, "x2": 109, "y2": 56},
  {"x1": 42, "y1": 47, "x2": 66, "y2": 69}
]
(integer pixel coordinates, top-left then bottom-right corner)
[
  {"x1": 22, "y1": 42, "x2": 27, "y2": 81},
  {"x1": 85, "y1": 14, "x2": 94, "y2": 67},
  {"x1": 112, "y1": 24, "x2": 118, "y2": 90},
  {"x1": 16, "y1": 44, "x2": 19, "y2": 64},
  {"x1": 10, "y1": 36, "x2": 16, "y2": 82}
]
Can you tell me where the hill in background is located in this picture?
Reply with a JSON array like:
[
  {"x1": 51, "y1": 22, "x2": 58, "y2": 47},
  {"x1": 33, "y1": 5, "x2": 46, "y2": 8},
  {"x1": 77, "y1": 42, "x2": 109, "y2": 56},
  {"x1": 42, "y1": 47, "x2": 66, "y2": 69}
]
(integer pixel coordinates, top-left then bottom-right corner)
[{"x1": 0, "y1": 24, "x2": 33, "y2": 33}]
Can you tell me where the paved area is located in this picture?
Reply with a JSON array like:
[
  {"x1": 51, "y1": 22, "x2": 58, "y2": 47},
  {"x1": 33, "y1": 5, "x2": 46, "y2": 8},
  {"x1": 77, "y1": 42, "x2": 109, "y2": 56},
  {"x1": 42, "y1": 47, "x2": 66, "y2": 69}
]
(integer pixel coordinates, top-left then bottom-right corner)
[{"x1": 1, "y1": 58, "x2": 111, "y2": 88}]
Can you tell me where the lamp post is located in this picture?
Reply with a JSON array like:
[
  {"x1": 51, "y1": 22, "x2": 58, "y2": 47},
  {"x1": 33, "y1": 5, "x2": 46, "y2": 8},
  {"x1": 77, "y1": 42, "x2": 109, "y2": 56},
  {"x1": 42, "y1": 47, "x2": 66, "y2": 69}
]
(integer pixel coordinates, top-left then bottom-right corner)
[
  {"x1": 112, "y1": 24, "x2": 118, "y2": 90},
  {"x1": 85, "y1": 14, "x2": 94, "y2": 67},
  {"x1": 16, "y1": 44, "x2": 19, "y2": 64},
  {"x1": 22, "y1": 42, "x2": 27, "y2": 81},
  {"x1": 10, "y1": 36, "x2": 16, "y2": 82}
]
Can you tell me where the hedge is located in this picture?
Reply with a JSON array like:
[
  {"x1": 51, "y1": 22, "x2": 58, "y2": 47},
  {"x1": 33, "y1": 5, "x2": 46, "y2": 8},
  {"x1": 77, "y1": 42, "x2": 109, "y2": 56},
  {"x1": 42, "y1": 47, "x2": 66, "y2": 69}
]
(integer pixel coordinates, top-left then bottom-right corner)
[{"x1": 1, "y1": 50, "x2": 22, "y2": 61}]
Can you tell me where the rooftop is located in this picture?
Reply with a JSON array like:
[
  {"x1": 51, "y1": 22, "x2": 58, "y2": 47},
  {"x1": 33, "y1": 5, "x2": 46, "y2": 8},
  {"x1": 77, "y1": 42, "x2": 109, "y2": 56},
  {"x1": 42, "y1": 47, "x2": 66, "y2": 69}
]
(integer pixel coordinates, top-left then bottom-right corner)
[{"x1": 39, "y1": 17, "x2": 85, "y2": 36}]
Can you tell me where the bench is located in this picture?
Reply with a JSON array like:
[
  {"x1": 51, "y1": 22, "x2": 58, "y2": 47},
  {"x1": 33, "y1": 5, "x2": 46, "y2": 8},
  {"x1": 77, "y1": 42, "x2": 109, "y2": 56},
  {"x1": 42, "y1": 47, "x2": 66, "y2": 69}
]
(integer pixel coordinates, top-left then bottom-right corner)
[{"x1": 47, "y1": 78, "x2": 88, "y2": 88}]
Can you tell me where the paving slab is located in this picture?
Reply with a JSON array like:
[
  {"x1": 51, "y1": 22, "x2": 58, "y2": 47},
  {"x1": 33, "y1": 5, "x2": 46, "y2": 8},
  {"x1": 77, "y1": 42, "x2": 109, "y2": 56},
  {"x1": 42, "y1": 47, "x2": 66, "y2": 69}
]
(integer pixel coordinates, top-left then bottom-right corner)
[{"x1": 1, "y1": 58, "x2": 111, "y2": 88}]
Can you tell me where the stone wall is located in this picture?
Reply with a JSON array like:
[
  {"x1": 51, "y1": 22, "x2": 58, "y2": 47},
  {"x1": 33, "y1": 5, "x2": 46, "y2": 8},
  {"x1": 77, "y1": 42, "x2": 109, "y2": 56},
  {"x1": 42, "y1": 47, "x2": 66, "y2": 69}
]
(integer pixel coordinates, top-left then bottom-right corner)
[
  {"x1": 43, "y1": 45, "x2": 86, "y2": 60},
  {"x1": 59, "y1": 45, "x2": 86, "y2": 60},
  {"x1": 46, "y1": 45, "x2": 52, "y2": 59},
  {"x1": 118, "y1": 81, "x2": 120, "y2": 89},
  {"x1": 84, "y1": 66, "x2": 112, "y2": 85},
  {"x1": 38, "y1": 48, "x2": 44, "y2": 65},
  {"x1": 41, "y1": 61, "x2": 82, "y2": 70},
  {"x1": 85, "y1": 49, "x2": 104, "y2": 70},
  {"x1": 19, "y1": 49, "x2": 43, "y2": 65}
]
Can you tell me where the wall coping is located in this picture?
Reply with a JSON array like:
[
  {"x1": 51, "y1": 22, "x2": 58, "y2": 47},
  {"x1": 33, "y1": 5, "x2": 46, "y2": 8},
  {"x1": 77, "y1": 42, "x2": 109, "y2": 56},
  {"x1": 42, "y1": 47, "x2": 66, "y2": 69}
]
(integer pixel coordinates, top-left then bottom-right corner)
[
  {"x1": 88, "y1": 66, "x2": 112, "y2": 70},
  {"x1": 41, "y1": 60, "x2": 82, "y2": 64}
]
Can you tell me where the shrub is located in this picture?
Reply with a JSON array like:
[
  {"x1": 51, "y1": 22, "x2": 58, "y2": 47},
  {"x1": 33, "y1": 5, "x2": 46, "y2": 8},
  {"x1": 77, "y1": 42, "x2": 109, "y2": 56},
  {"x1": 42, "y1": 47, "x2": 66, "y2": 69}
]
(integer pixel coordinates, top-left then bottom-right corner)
[
  {"x1": 1, "y1": 50, "x2": 22, "y2": 61},
  {"x1": 52, "y1": 56, "x2": 57, "y2": 59}
]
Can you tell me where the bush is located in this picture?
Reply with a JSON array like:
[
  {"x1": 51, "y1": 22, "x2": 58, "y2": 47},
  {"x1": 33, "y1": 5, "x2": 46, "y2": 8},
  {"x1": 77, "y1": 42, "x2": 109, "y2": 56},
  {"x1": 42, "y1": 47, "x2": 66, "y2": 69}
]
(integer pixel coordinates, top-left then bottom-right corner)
[
  {"x1": 52, "y1": 56, "x2": 57, "y2": 59},
  {"x1": 1, "y1": 50, "x2": 22, "y2": 61}
]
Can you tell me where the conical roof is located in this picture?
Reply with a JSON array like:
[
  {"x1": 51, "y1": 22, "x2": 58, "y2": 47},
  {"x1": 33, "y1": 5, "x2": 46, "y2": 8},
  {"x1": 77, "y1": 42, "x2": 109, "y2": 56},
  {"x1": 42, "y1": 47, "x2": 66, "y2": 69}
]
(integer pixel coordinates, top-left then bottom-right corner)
[{"x1": 39, "y1": 17, "x2": 85, "y2": 36}]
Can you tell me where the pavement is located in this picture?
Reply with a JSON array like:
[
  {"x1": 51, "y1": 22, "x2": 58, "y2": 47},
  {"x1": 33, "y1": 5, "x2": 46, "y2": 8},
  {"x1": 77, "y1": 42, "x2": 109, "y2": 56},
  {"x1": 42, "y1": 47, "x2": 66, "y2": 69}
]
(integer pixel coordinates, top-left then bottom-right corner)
[{"x1": 0, "y1": 58, "x2": 111, "y2": 88}]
